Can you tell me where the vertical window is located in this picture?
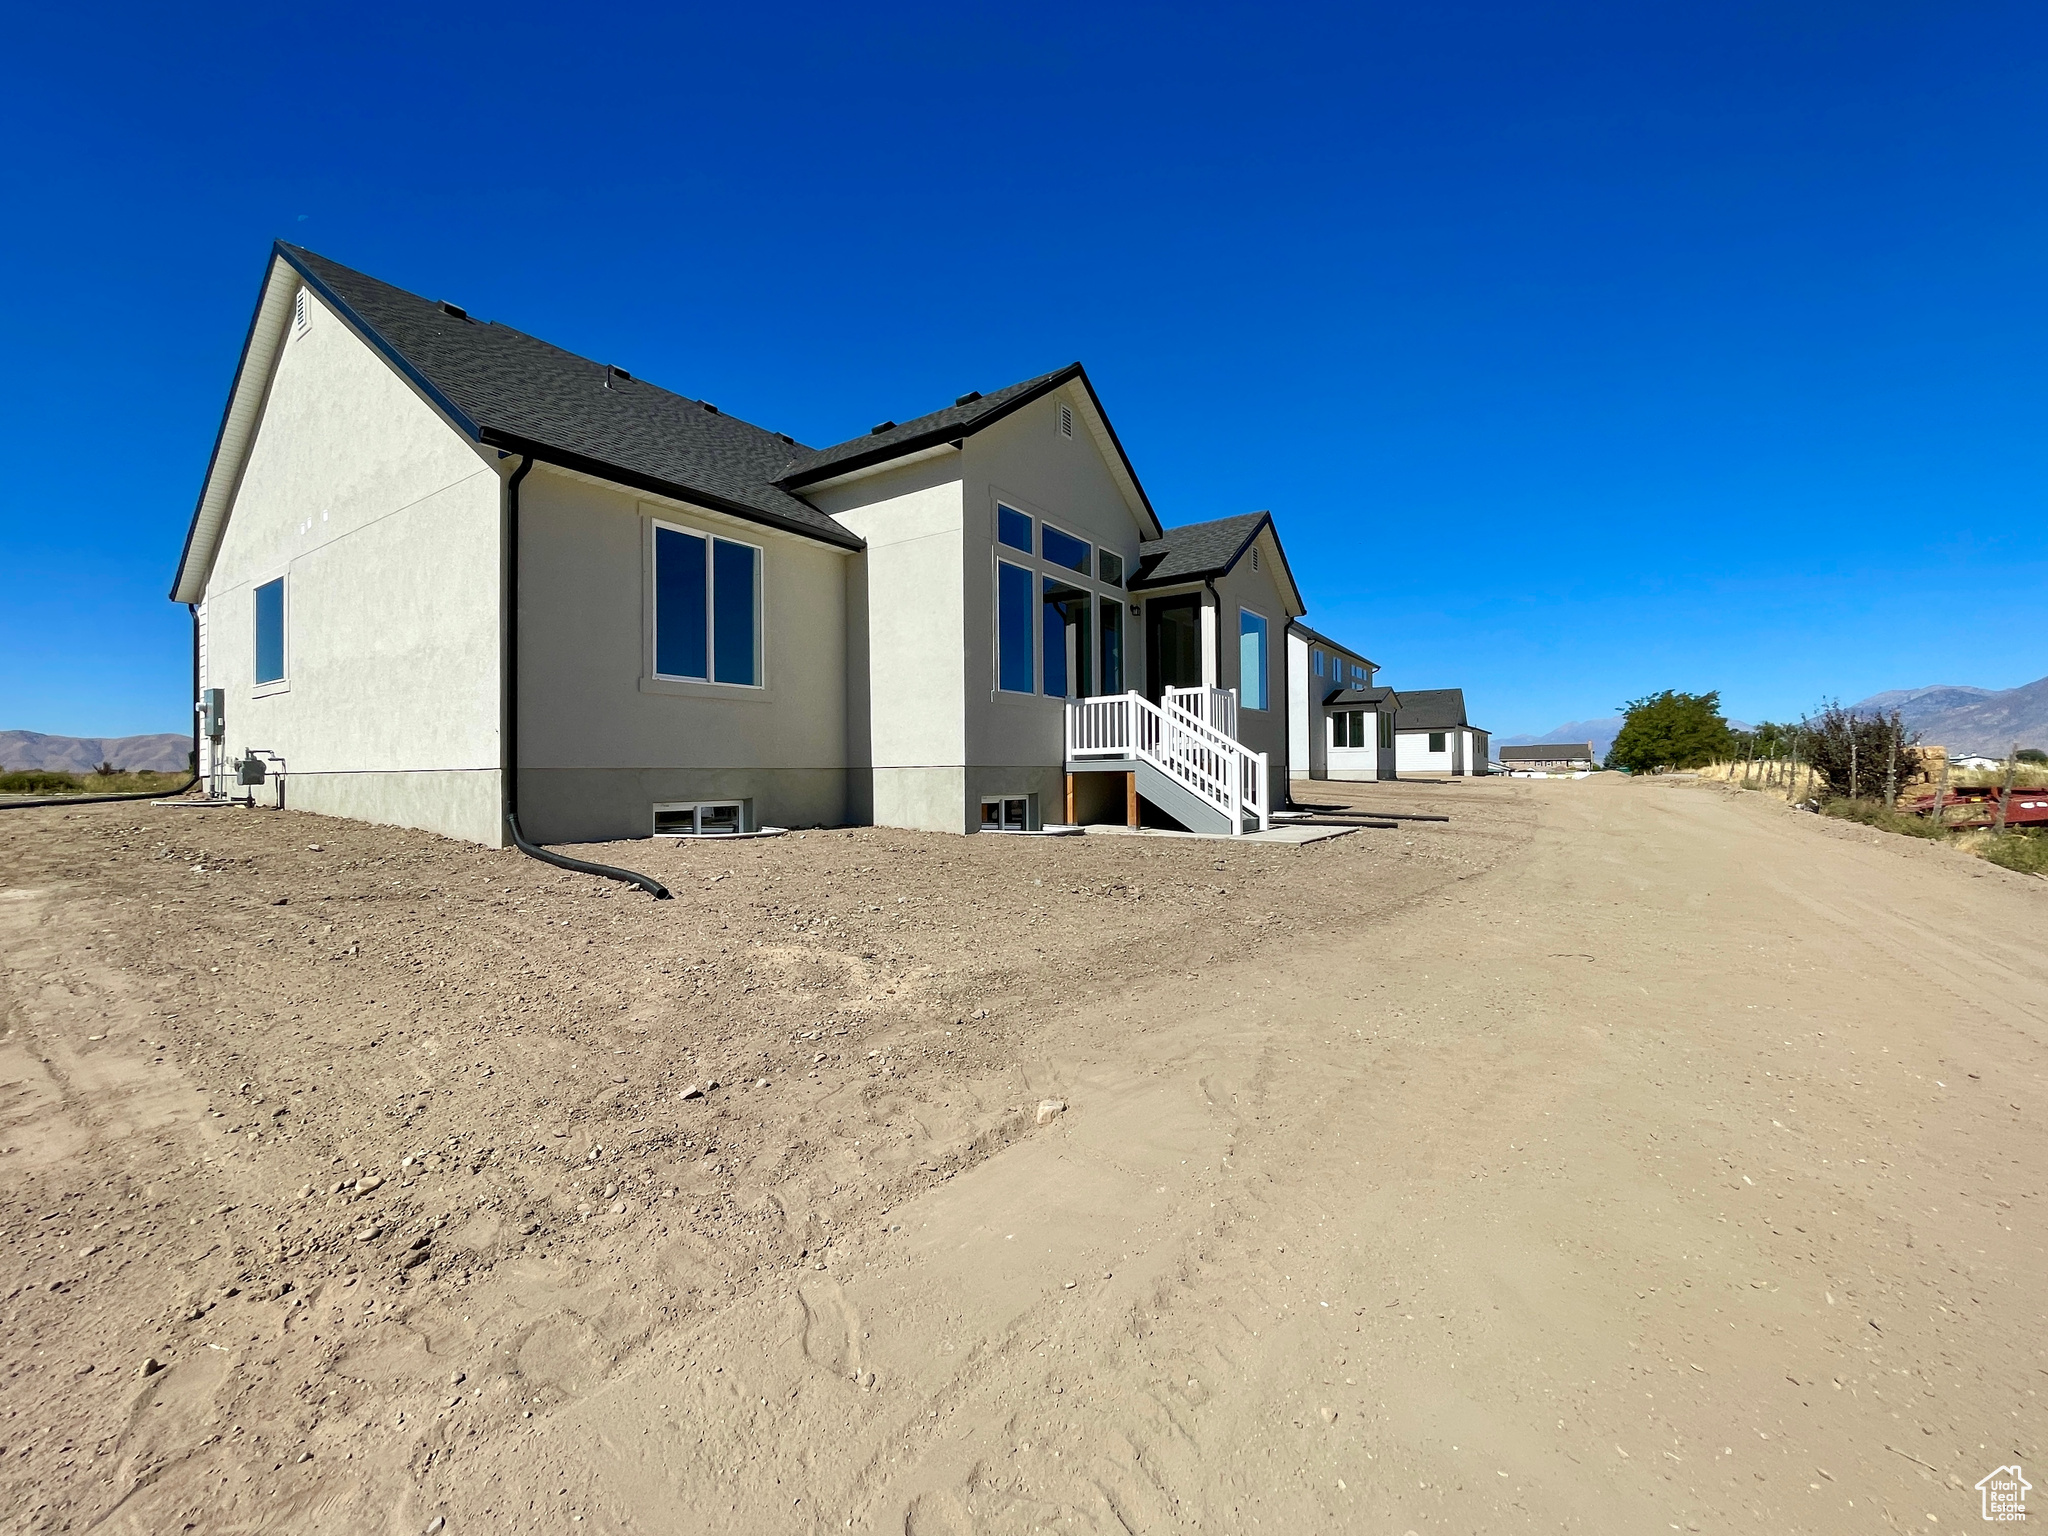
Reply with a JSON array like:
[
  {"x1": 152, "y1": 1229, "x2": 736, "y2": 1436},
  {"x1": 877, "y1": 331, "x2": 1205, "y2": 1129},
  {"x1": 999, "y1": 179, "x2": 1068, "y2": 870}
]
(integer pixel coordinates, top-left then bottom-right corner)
[
  {"x1": 997, "y1": 561, "x2": 1034, "y2": 693},
  {"x1": 254, "y1": 577, "x2": 285, "y2": 684},
  {"x1": 998, "y1": 504, "x2": 1033, "y2": 553},
  {"x1": 1313, "y1": 649, "x2": 1324, "y2": 678},
  {"x1": 1378, "y1": 711, "x2": 1393, "y2": 749},
  {"x1": 654, "y1": 524, "x2": 760, "y2": 686},
  {"x1": 654, "y1": 527, "x2": 708, "y2": 679},
  {"x1": 1100, "y1": 598, "x2": 1123, "y2": 694},
  {"x1": 712, "y1": 538, "x2": 758, "y2": 685},
  {"x1": 1097, "y1": 549, "x2": 1123, "y2": 587},
  {"x1": 1042, "y1": 577, "x2": 1070, "y2": 698},
  {"x1": 1238, "y1": 609, "x2": 1269, "y2": 710}
]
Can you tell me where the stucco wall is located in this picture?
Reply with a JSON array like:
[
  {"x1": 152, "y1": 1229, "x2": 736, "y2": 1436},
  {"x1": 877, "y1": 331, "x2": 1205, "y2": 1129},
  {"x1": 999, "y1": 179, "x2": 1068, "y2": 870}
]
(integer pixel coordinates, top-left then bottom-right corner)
[
  {"x1": 198, "y1": 283, "x2": 505, "y2": 845},
  {"x1": 961, "y1": 388, "x2": 1152, "y2": 783},
  {"x1": 810, "y1": 456, "x2": 967, "y2": 834},
  {"x1": 1203, "y1": 521, "x2": 1295, "y2": 803},
  {"x1": 515, "y1": 466, "x2": 853, "y2": 842}
]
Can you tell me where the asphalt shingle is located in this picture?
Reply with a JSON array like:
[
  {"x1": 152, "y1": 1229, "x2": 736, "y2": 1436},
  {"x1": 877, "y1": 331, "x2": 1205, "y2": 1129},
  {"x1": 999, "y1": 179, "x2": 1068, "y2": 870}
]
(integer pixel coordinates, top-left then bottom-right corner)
[{"x1": 284, "y1": 245, "x2": 861, "y2": 549}]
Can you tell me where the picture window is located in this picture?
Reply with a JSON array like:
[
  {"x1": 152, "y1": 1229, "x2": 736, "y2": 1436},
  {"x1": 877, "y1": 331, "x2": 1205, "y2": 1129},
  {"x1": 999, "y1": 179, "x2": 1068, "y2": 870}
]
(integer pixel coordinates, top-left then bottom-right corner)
[{"x1": 654, "y1": 523, "x2": 761, "y2": 686}]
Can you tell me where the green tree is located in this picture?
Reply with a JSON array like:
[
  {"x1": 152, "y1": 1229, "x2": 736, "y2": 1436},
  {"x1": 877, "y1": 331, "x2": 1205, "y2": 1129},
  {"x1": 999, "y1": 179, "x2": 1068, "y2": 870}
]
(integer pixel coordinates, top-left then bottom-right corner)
[{"x1": 1606, "y1": 690, "x2": 1734, "y2": 773}]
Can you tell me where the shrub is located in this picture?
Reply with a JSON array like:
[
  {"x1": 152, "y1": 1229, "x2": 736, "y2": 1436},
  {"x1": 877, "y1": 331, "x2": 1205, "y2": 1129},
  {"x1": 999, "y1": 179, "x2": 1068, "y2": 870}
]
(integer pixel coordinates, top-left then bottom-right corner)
[
  {"x1": 1821, "y1": 798, "x2": 1947, "y2": 839},
  {"x1": 1801, "y1": 702, "x2": 1919, "y2": 800},
  {"x1": 1981, "y1": 831, "x2": 2048, "y2": 876},
  {"x1": 0, "y1": 770, "x2": 86, "y2": 794}
]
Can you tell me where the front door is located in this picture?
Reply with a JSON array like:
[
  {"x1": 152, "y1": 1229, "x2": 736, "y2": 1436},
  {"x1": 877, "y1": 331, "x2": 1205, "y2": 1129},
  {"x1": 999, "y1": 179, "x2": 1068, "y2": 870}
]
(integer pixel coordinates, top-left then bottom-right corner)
[{"x1": 1145, "y1": 595, "x2": 1202, "y2": 701}]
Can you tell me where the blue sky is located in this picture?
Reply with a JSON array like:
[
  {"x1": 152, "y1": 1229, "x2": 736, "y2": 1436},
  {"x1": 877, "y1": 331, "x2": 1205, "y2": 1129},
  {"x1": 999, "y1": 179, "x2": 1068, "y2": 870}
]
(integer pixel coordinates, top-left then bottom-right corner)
[{"x1": 4, "y1": 2, "x2": 2045, "y2": 740}]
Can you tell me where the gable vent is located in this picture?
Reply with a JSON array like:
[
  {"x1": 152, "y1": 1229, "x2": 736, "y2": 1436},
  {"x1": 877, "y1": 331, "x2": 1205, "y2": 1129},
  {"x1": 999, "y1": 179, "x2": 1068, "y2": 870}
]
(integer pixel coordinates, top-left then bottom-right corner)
[
  {"x1": 1057, "y1": 401, "x2": 1074, "y2": 438},
  {"x1": 1250, "y1": 546, "x2": 1260, "y2": 572},
  {"x1": 293, "y1": 288, "x2": 309, "y2": 336}
]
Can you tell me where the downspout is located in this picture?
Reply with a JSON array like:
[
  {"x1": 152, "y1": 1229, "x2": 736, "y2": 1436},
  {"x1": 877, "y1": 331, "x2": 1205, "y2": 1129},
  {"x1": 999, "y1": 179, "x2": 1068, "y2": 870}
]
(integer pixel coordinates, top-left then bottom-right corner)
[
  {"x1": 0, "y1": 607, "x2": 202, "y2": 811},
  {"x1": 500, "y1": 454, "x2": 671, "y2": 899}
]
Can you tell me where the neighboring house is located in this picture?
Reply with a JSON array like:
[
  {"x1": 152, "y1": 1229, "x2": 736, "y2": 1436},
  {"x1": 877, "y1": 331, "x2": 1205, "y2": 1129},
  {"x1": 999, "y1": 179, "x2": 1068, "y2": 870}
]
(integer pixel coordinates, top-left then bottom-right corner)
[
  {"x1": 1286, "y1": 624, "x2": 1398, "y2": 782},
  {"x1": 1498, "y1": 743, "x2": 1595, "y2": 772},
  {"x1": 1947, "y1": 752, "x2": 2004, "y2": 772},
  {"x1": 1394, "y1": 689, "x2": 1489, "y2": 776},
  {"x1": 171, "y1": 243, "x2": 1303, "y2": 847}
]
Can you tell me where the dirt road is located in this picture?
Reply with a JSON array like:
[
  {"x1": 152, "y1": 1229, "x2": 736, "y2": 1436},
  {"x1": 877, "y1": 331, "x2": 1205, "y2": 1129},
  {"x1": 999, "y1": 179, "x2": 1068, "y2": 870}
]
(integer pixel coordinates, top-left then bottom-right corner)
[{"x1": 3, "y1": 776, "x2": 2042, "y2": 1533}]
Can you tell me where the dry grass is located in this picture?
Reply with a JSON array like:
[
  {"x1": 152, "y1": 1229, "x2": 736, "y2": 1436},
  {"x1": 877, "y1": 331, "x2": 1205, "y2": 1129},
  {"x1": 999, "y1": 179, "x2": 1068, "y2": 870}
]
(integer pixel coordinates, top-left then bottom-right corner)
[{"x1": 1694, "y1": 758, "x2": 1826, "y2": 803}]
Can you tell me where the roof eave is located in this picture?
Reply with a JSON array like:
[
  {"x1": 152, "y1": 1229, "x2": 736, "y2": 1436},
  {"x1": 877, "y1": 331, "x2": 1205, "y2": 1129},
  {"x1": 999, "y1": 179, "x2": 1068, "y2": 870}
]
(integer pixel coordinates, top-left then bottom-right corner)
[
  {"x1": 170, "y1": 253, "x2": 299, "y2": 603},
  {"x1": 776, "y1": 366, "x2": 1082, "y2": 490},
  {"x1": 480, "y1": 430, "x2": 865, "y2": 551}
]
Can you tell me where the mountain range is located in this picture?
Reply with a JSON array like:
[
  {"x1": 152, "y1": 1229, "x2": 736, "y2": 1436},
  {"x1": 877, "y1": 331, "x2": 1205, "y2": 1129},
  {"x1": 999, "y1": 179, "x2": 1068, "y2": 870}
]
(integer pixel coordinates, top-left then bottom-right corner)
[
  {"x1": 1498, "y1": 674, "x2": 2048, "y2": 763},
  {"x1": 0, "y1": 731, "x2": 191, "y2": 774},
  {"x1": 1847, "y1": 676, "x2": 2048, "y2": 755}
]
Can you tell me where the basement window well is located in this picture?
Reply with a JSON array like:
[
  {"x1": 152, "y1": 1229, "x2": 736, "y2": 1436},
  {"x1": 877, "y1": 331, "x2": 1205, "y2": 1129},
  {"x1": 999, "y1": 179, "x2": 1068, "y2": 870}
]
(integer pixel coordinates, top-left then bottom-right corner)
[
  {"x1": 979, "y1": 796, "x2": 1033, "y2": 832},
  {"x1": 653, "y1": 801, "x2": 748, "y2": 836}
]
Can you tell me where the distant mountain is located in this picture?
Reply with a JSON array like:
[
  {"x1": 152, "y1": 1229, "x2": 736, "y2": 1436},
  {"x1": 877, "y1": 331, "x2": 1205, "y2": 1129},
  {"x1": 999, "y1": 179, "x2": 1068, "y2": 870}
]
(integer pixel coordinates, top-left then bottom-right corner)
[
  {"x1": 0, "y1": 731, "x2": 191, "y2": 773},
  {"x1": 1495, "y1": 717, "x2": 1627, "y2": 760},
  {"x1": 1848, "y1": 675, "x2": 2048, "y2": 756}
]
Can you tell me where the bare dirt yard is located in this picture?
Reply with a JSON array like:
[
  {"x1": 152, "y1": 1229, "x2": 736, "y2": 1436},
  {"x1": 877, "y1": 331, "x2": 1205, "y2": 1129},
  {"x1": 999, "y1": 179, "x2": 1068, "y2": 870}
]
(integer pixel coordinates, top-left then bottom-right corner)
[{"x1": 1, "y1": 774, "x2": 2041, "y2": 1534}]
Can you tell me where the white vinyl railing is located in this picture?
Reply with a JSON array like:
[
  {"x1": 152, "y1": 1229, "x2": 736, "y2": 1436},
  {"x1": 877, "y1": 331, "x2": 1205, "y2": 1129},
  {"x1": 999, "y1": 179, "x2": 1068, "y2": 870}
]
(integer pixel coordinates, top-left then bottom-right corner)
[
  {"x1": 1066, "y1": 691, "x2": 1269, "y2": 834},
  {"x1": 1164, "y1": 685, "x2": 1238, "y2": 741}
]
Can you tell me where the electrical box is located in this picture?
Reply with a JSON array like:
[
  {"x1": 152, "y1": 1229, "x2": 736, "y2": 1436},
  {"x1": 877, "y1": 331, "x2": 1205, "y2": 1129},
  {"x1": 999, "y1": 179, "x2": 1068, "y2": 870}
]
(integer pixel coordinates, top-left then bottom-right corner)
[
  {"x1": 201, "y1": 689, "x2": 225, "y2": 741},
  {"x1": 237, "y1": 757, "x2": 267, "y2": 786}
]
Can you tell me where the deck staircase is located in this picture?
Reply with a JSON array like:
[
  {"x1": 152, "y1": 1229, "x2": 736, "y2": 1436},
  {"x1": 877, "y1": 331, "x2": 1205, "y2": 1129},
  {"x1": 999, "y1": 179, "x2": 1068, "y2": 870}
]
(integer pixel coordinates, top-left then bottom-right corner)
[{"x1": 1064, "y1": 687, "x2": 1269, "y2": 836}]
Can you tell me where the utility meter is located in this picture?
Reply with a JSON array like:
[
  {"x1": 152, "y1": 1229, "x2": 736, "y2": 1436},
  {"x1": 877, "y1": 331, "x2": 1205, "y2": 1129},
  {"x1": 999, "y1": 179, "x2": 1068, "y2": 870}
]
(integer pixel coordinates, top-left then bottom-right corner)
[
  {"x1": 237, "y1": 757, "x2": 267, "y2": 786},
  {"x1": 201, "y1": 689, "x2": 225, "y2": 741}
]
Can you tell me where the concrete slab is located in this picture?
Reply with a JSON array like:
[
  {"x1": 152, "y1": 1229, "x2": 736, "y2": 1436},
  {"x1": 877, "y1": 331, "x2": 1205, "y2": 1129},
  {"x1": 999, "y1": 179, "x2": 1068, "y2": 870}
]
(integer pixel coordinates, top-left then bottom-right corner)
[{"x1": 1078, "y1": 822, "x2": 1357, "y2": 845}]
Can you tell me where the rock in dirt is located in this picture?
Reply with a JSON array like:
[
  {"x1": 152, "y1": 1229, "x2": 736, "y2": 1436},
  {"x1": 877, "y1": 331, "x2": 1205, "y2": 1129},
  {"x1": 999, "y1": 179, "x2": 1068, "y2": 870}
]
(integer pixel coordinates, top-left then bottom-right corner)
[
  {"x1": 355, "y1": 1176, "x2": 384, "y2": 1194},
  {"x1": 355, "y1": 1226, "x2": 382, "y2": 1243},
  {"x1": 139, "y1": 1357, "x2": 166, "y2": 1378},
  {"x1": 1036, "y1": 1099, "x2": 1067, "y2": 1125},
  {"x1": 678, "y1": 1084, "x2": 704, "y2": 1101}
]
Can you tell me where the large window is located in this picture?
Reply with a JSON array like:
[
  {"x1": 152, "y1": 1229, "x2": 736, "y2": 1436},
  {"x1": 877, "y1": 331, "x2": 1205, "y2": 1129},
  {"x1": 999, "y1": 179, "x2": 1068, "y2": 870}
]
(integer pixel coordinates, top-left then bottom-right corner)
[
  {"x1": 1042, "y1": 579, "x2": 1089, "y2": 698},
  {"x1": 1333, "y1": 710, "x2": 1366, "y2": 749},
  {"x1": 1100, "y1": 598, "x2": 1123, "y2": 694},
  {"x1": 655, "y1": 524, "x2": 760, "y2": 686},
  {"x1": 1238, "y1": 608, "x2": 1269, "y2": 710},
  {"x1": 253, "y1": 577, "x2": 285, "y2": 684},
  {"x1": 997, "y1": 561, "x2": 1034, "y2": 693}
]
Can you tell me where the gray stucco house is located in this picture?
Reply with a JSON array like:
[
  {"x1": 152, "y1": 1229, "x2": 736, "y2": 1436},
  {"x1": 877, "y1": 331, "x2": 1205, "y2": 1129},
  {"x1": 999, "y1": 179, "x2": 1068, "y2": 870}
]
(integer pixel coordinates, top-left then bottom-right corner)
[{"x1": 172, "y1": 244, "x2": 1315, "y2": 846}]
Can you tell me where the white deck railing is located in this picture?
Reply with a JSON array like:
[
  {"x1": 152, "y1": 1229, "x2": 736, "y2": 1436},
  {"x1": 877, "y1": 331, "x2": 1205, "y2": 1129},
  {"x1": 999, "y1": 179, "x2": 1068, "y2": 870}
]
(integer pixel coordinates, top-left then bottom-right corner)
[
  {"x1": 1163, "y1": 685, "x2": 1238, "y2": 741},
  {"x1": 1066, "y1": 691, "x2": 1269, "y2": 834}
]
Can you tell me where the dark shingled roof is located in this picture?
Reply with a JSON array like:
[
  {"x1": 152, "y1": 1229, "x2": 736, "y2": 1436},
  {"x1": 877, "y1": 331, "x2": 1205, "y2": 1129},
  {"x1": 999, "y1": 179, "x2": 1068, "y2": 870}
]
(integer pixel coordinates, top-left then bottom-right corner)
[
  {"x1": 1394, "y1": 688, "x2": 1475, "y2": 732},
  {"x1": 1130, "y1": 512, "x2": 1269, "y2": 587},
  {"x1": 1291, "y1": 621, "x2": 1376, "y2": 668},
  {"x1": 777, "y1": 367, "x2": 1074, "y2": 484},
  {"x1": 1325, "y1": 686, "x2": 1400, "y2": 708},
  {"x1": 279, "y1": 245, "x2": 863, "y2": 550}
]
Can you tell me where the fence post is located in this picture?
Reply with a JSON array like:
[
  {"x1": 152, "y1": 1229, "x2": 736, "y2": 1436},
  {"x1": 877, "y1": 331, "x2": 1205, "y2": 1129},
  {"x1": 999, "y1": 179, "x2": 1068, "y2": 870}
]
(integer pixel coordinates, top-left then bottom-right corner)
[
  {"x1": 1885, "y1": 717, "x2": 1899, "y2": 808},
  {"x1": 1994, "y1": 744, "x2": 2018, "y2": 836},
  {"x1": 1849, "y1": 734, "x2": 1858, "y2": 800}
]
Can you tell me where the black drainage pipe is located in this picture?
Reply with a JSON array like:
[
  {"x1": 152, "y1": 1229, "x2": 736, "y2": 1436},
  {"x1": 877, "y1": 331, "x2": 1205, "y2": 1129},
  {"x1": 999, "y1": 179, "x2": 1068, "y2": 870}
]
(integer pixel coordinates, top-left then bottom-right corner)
[{"x1": 501, "y1": 454, "x2": 670, "y2": 900}]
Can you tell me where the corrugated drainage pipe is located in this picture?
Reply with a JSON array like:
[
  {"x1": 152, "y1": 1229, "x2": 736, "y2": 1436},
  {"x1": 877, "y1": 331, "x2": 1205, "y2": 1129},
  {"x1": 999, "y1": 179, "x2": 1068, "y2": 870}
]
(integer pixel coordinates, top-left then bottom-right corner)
[
  {"x1": 0, "y1": 606, "x2": 202, "y2": 811},
  {"x1": 501, "y1": 454, "x2": 671, "y2": 900}
]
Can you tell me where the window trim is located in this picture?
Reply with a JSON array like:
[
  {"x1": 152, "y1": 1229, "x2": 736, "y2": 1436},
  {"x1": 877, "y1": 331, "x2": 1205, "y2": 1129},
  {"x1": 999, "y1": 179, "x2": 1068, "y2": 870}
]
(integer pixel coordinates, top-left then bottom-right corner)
[
  {"x1": 650, "y1": 516, "x2": 765, "y2": 690},
  {"x1": 652, "y1": 799, "x2": 751, "y2": 836},
  {"x1": 1237, "y1": 604, "x2": 1271, "y2": 711},
  {"x1": 252, "y1": 574, "x2": 288, "y2": 695},
  {"x1": 996, "y1": 557, "x2": 1036, "y2": 695}
]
